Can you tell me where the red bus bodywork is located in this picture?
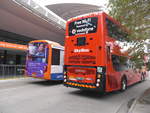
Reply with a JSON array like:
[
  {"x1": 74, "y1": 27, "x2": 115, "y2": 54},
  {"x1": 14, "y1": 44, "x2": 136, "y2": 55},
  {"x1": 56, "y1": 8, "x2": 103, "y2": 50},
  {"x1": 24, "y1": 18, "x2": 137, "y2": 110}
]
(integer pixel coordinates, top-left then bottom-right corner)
[{"x1": 64, "y1": 12, "x2": 145, "y2": 92}]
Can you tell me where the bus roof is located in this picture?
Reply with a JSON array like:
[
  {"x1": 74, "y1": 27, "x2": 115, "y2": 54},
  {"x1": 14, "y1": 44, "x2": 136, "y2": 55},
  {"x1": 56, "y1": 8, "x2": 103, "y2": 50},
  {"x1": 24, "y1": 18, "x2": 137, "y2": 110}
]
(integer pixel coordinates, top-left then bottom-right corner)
[
  {"x1": 30, "y1": 40, "x2": 64, "y2": 49},
  {"x1": 67, "y1": 11, "x2": 103, "y2": 22},
  {"x1": 67, "y1": 12, "x2": 129, "y2": 33}
]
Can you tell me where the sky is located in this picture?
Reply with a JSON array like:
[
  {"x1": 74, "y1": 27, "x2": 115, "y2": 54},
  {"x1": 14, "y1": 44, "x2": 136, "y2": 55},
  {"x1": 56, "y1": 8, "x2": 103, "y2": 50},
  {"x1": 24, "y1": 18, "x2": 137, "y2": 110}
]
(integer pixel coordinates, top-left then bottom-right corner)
[{"x1": 36, "y1": 0, "x2": 108, "y2": 8}]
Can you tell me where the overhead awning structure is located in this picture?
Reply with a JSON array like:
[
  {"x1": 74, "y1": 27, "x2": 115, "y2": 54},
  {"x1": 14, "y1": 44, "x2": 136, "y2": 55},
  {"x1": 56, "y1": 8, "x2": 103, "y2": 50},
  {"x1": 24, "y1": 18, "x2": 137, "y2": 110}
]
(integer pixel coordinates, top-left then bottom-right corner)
[
  {"x1": 0, "y1": 0, "x2": 66, "y2": 45},
  {"x1": 46, "y1": 3, "x2": 102, "y2": 20},
  {"x1": 0, "y1": 0, "x2": 102, "y2": 45},
  {"x1": 0, "y1": 41, "x2": 27, "y2": 51},
  {"x1": 13, "y1": 0, "x2": 66, "y2": 29}
]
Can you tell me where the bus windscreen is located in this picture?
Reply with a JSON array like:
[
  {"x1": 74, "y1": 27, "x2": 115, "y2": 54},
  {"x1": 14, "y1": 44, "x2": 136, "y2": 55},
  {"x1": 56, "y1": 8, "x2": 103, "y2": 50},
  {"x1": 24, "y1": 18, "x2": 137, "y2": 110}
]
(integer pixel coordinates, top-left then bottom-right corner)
[{"x1": 69, "y1": 17, "x2": 98, "y2": 36}]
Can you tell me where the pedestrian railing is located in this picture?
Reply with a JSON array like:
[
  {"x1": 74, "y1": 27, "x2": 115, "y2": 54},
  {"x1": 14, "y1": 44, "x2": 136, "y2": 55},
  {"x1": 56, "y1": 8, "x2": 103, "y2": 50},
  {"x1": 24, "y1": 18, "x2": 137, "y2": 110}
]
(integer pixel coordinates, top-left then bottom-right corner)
[{"x1": 0, "y1": 65, "x2": 25, "y2": 79}]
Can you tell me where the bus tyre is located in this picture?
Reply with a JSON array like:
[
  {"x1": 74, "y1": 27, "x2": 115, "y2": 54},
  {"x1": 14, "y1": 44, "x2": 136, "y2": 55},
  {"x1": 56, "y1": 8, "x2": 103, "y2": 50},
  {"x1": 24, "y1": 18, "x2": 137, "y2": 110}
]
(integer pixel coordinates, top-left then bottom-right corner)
[{"x1": 121, "y1": 78, "x2": 127, "y2": 92}]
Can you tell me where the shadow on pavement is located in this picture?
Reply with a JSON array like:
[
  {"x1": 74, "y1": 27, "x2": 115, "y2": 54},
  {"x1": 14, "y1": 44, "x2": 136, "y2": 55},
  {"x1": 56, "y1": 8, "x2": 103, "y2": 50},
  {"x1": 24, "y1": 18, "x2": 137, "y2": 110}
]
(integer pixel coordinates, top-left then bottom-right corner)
[
  {"x1": 27, "y1": 80, "x2": 63, "y2": 86},
  {"x1": 69, "y1": 89, "x2": 122, "y2": 99},
  {"x1": 138, "y1": 88, "x2": 150, "y2": 104},
  {"x1": 68, "y1": 81, "x2": 146, "y2": 100}
]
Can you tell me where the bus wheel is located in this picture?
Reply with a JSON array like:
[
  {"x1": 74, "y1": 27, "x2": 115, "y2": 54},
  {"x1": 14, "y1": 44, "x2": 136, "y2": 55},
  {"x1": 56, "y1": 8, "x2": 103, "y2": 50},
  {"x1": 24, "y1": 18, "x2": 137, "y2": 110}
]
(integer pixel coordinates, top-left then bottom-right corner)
[{"x1": 121, "y1": 78, "x2": 127, "y2": 92}]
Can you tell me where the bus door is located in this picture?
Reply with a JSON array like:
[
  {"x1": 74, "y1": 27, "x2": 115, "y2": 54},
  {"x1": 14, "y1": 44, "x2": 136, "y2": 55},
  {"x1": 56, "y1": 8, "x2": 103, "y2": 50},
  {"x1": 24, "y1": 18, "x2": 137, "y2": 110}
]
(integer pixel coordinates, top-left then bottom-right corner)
[
  {"x1": 106, "y1": 47, "x2": 118, "y2": 91},
  {"x1": 106, "y1": 46, "x2": 112, "y2": 75},
  {"x1": 51, "y1": 47, "x2": 64, "y2": 80},
  {"x1": 107, "y1": 50, "x2": 122, "y2": 91},
  {"x1": 105, "y1": 46, "x2": 112, "y2": 91}
]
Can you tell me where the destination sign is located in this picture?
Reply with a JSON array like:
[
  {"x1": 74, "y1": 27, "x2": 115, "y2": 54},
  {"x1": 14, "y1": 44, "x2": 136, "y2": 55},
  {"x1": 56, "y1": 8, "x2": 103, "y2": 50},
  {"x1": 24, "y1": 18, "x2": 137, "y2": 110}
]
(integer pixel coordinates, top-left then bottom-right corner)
[{"x1": 69, "y1": 17, "x2": 98, "y2": 36}]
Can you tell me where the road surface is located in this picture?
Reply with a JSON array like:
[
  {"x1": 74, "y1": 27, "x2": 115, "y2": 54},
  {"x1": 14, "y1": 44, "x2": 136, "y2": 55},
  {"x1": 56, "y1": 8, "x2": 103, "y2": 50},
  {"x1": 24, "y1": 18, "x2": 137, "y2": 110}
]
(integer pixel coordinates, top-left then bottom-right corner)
[{"x1": 0, "y1": 76, "x2": 149, "y2": 113}]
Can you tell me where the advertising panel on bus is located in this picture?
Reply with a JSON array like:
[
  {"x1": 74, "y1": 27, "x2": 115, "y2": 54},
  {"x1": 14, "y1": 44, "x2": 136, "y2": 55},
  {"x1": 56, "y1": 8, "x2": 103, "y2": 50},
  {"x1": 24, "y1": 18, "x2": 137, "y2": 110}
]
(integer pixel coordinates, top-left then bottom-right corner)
[{"x1": 26, "y1": 42, "x2": 48, "y2": 78}]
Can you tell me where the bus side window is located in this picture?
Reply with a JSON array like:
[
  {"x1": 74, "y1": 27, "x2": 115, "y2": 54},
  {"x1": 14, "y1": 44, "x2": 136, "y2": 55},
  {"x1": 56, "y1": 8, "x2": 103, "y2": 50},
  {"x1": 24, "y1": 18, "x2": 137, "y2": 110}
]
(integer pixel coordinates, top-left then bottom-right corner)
[
  {"x1": 60, "y1": 50, "x2": 64, "y2": 65},
  {"x1": 112, "y1": 55, "x2": 129, "y2": 71},
  {"x1": 112, "y1": 55, "x2": 120, "y2": 71},
  {"x1": 46, "y1": 47, "x2": 49, "y2": 63},
  {"x1": 107, "y1": 46, "x2": 111, "y2": 61},
  {"x1": 51, "y1": 48, "x2": 60, "y2": 65}
]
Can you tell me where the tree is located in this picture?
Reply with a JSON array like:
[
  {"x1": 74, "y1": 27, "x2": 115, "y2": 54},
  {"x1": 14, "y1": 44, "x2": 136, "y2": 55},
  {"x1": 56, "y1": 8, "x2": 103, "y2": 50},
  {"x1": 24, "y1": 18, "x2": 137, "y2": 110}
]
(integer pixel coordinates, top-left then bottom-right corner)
[
  {"x1": 108, "y1": 0, "x2": 150, "y2": 67},
  {"x1": 108, "y1": 0, "x2": 150, "y2": 40}
]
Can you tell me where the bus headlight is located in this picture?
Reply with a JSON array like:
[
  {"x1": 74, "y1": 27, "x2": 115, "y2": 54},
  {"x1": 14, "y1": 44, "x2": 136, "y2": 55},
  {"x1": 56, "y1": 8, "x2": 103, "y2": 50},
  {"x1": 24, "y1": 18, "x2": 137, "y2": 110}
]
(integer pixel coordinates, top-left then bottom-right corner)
[{"x1": 64, "y1": 75, "x2": 67, "y2": 78}]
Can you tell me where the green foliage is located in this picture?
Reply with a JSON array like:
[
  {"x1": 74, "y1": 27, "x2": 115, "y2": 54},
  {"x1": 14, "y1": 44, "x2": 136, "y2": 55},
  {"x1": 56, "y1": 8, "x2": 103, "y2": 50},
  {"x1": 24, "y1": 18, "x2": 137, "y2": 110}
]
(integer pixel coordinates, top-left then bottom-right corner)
[
  {"x1": 108, "y1": 0, "x2": 150, "y2": 40},
  {"x1": 108, "y1": 0, "x2": 150, "y2": 66},
  {"x1": 147, "y1": 62, "x2": 150, "y2": 70}
]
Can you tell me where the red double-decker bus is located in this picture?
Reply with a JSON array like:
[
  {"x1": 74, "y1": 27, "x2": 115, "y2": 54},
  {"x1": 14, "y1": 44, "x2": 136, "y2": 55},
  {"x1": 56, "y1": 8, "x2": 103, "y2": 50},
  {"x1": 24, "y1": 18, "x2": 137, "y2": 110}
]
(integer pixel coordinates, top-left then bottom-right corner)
[{"x1": 64, "y1": 12, "x2": 146, "y2": 92}]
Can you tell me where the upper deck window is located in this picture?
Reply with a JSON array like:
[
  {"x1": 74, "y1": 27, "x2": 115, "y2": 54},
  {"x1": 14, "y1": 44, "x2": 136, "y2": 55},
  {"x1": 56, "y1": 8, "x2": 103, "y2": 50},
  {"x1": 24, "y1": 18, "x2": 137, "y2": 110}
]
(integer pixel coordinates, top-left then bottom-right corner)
[
  {"x1": 106, "y1": 18, "x2": 128, "y2": 41},
  {"x1": 68, "y1": 17, "x2": 98, "y2": 36}
]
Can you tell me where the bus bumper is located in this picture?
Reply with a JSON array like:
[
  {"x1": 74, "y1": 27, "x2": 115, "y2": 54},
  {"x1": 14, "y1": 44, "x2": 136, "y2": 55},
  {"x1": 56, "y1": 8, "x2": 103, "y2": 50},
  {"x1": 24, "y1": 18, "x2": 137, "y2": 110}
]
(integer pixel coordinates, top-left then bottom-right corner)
[{"x1": 64, "y1": 81, "x2": 105, "y2": 92}]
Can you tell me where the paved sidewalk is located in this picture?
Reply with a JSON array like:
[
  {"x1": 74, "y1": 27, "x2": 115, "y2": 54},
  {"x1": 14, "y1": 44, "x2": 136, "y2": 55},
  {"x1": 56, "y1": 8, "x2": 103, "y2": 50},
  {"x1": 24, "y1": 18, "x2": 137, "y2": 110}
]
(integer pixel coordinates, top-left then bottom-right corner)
[
  {"x1": 130, "y1": 88, "x2": 150, "y2": 113},
  {"x1": 130, "y1": 71, "x2": 150, "y2": 113}
]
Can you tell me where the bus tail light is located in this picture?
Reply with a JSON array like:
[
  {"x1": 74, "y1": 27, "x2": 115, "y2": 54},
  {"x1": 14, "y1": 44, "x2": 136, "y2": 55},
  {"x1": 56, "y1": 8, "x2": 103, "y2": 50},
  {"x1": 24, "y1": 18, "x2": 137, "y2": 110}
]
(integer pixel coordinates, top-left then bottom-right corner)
[
  {"x1": 64, "y1": 71, "x2": 67, "y2": 75},
  {"x1": 96, "y1": 83, "x2": 100, "y2": 87},
  {"x1": 63, "y1": 71, "x2": 67, "y2": 82},
  {"x1": 64, "y1": 75, "x2": 67, "y2": 78},
  {"x1": 96, "y1": 75, "x2": 101, "y2": 87},
  {"x1": 97, "y1": 74, "x2": 101, "y2": 78},
  {"x1": 64, "y1": 66, "x2": 67, "y2": 82},
  {"x1": 97, "y1": 79, "x2": 100, "y2": 82},
  {"x1": 64, "y1": 79, "x2": 67, "y2": 82},
  {"x1": 96, "y1": 67, "x2": 106, "y2": 88}
]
